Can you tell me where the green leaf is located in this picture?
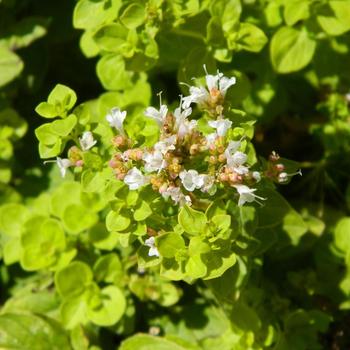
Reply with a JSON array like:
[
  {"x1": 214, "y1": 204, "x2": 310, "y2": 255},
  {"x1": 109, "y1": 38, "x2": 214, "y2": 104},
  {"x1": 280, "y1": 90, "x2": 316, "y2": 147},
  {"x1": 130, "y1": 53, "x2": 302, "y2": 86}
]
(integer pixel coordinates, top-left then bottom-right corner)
[
  {"x1": 317, "y1": 1, "x2": 350, "y2": 36},
  {"x1": 48, "y1": 84, "x2": 77, "y2": 112},
  {"x1": 73, "y1": 0, "x2": 121, "y2": 30},
  {"x1": 120, "y1": 3, "x2": 146, "y2": 29},
  {"x1": 50, "y1": 114, "x2": 77, "y2": 136},
  {"x1": 334, "y1": 217, "x2": 350, "y2": 253},
  {"x1": 55, "y1": 261, "x2": 93, "y2": 298},
  {"x1": 93, "y1": 23, "x2": 129, "y2": 52},
  {"x1": 0, "y1": 203, "x2": 28, "y2": 236},
  {"x1": 185, "y1": 255, "x2": 207, "y2": 279},
  {"x1": 20, "y1": 217, "x2": 66, "y2": 271},
  {"x1": 62, "y1": 203, "x2": 98, "y2": 234},
  {"x1": 211, "y1": 215, "x2": 231, "y2": 234},
  {"x1": 178, "y1": 205, "x2": 207, "y2": 235},
  {"x1": 87, "y1": 286, "x2": 126, "y2": 326},
  {"x1": 119, "y1": 334, "x2": 188, "y2": 350},
  {"x1": 236, "y1": 22, "x2": 268, "y2": 53},
  {"x1": 106, "y1": 209, "x2": 131, "y2": 232},
  {"x1": 35, "y1": 102, "x2": 59, "y2": 119},
  {"x1": 35, "y1": 124, "x2": 59, "y2": 145},
  {"x1": 133, "y1": 200, "x2": 152, "y2": 221},
  {"x1": 270, "y1": 26, "x2": 316, "y2": 73},
  {"x1": 0, "y1": 17, "x2": 48, "y2": 50},
  {"x1": 231, "y1": 302, "x2": 261, "y2": 332},
  {"x1": 156, "y1": 232, "x2": 186, "y2": 258},
  {"x1": 284, "y1": 1, "x2": 310, "y2": 26},
  {"x1": 93, "y1": 253, "x2": 123, "y2": 283},
  {"x1": 96, "y1": 54, "x2": 133, "y2": 90},
  {"x1": 60, "y1": 295, "x2": 87, "y2": 330},
  {"x1": 0, "y1": 313, "x2": 71, "y2": 349},
  {"x1": 0, "y1": 46, "x2": 23, "y2": 87}
]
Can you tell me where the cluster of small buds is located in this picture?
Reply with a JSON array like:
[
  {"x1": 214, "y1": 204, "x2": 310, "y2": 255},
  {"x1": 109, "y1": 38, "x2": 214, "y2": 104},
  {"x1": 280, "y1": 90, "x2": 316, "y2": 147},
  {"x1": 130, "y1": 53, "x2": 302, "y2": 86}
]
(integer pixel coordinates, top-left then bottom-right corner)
[
  {"x1": 44, "y1": 131, "x2": 97, "y2": 177},
  {"x1": 266, "y1": 151, "x2": 302, "y2": 184},
  {"x1": 106, "y1": 66, "x2": 281, "y2": 210}
]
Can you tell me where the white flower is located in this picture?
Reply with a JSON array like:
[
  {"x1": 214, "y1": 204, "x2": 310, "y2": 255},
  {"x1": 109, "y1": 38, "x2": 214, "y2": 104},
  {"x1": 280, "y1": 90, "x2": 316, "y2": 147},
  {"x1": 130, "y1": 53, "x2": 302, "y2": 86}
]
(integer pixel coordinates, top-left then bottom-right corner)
[
  {"x1": 124, "y1": 167, "x2": 148, "y2": 190},
  {"x1": 206, "y1": 133, "x2": 217, "y2": 146},
  {"x1": 204, "y1": 66, "x2": 236, "y2": 97},
  {"x1": 106, "y1": 108, "x2": 127, "y2": 134},
  {"x1": 179, "y1": 170, "x2": 205, "y2": 192},
  {"x1": 208, "y1": 119, "x2": 232, "y2": 137},
  {"x1": 79, "y1": 131, "x2": 97, "y2": 151},
  {"x1": 161, "y1": 187, "x2": 192, "y2": 206},
  {"x1": 145, "y1": 105, "x2": 168, "y2": 127},
  {"x1": 182, "y1": 86, "x2": 209, "y2": 109},
  {"x1": 234, "y1": 184, "x2": 265, "y2": 206},
  {"x1": 154, "y1": 135, "x2": 177, "y2": 154},
  {"x1": 44, "y1": 157, "x2": 72, "y2": 178},
  {"x1": 226, "y1": 151, "x2": 249, "y2": 175},
  {"x1": 252, "y1": 171, "x2": 261, "y2": 182},
  {"x1": 182, "y1": 66, "x2": 236, "y2": 108},
  {"x1": 174, "y1": 103, "x2": 196, "y2": 138},
  {"x1": 143, "y1": 151, "x2": 167, "y2": 173},
  {"x1": 145, "y1": 237, "x2": 160, "y2": 257},
  {"x1": 224, "y1": 140, "x2": 241, "y2": 158}
]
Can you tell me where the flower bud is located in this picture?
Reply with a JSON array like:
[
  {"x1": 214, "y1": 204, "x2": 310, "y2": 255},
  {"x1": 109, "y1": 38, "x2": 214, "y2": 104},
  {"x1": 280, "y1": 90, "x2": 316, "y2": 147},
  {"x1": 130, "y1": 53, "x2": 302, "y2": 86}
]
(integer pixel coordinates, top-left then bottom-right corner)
[
  {"x1": 275, "y1": 163, "x2": 285, "y2": 172},
  {"x1": 75, "y1": 160, "x2": 84, "y2": 167},
  {"x1": 218, "y1": 154, "x2": 226, "y2": 163}
]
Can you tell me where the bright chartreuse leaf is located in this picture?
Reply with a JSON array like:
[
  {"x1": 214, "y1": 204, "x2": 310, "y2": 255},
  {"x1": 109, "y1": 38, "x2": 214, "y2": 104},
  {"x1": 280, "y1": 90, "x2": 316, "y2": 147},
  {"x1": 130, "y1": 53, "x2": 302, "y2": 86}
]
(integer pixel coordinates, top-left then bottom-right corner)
[
  {"x1": 93, "y1": 23, "x2": 129, "y2": 52},
  {"x1": 87, "y1": 286, "x2": 126, "y2": 326},
  {"x1": 236, "y1": 22, "x2": 268, "y2": 53},
  {"x1": 133, "y1": 200, "x2": 152, "y2": 221},
  {"x1": 334, "y1": 217, "x2": 350, "y2": 253},
  {"x1": 317, "y1": 1, "x2": 350, "y2": 36},
  {"x1": 0, "y1": 313, "x2": 71, "y2": 350},
  {"x1": 106, "y1": 209, "x2": 131, "y2": 232},
  {"x1": 270, "y1": 26, "x2": 316, "y2": 73},
  {"x1": 93, "y1": 253, "x2": 123, "y2": 283},
  {"x1": 119, "y1": 334, "x2": 188, "y2": 350},
  {"x1": 0, "y1": 46, "x2": 24, "y2": 87},
  {"x1": 62, "y1": 203, "x2": 98, "y2": 234},
  {"x1": 73, "y1": 0, "x2": 121, "y2": 30},
  {"x1": 178, "y1": 205, "x2": 207, "y2": 235},
  {"x1": 96, "y1": 54, "x2": 133, "y2": 90},
  {"x1": 35, "y1": 84, "x2": 77, "y2": 118},
  {"x1": 156, "y1": 232, "x2": 186, "y2": 258},
  {"x1": 55, "y1": 261, "x2": 93, "y2": 298},
  {"x1": 283, "y1": 1, "x2": 310, "y2": 26},
  {"x1": 120, "y1": 3, "x2": 146, "y2": 29},
  {"x1": 0, "y1": 203, "x2": 28, "y2": 236}
]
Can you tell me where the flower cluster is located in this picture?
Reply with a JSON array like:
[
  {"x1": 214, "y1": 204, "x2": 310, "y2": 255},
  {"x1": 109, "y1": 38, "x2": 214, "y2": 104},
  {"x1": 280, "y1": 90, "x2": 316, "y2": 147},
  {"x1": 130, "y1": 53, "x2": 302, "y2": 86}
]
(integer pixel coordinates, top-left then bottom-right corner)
[{"x1": 106, "y1": 67, "x2": 276, "y2": 208}]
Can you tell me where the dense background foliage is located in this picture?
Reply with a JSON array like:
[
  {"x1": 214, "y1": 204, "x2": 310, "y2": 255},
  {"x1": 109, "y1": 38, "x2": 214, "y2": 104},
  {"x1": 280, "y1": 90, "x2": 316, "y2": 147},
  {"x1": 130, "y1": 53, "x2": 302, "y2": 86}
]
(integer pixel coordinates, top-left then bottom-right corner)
[{"x1": 1, "y1": 0, "x2": 350, "y2": 349}]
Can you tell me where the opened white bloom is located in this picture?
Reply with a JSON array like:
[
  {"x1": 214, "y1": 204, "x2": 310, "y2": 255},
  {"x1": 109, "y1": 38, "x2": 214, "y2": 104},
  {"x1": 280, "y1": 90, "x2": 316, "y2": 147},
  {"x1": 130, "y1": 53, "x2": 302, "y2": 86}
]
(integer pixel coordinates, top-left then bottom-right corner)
[
  {"x1": 182, "y1": 86, "x2": 209, "y2": 109},
  {"x1": 182, "y1": 66, "x2": 236, "y2": 108},
  {"x1": 106, "y1": 108, "x2": 127, "y2": 134},
  {"x1": 179, "y1": 169, "x2": 205, "y2": 192},
  {"x1": 174, "y1": 103, "x2": 196, "y2": 138},
  {"x1": 225, "y1": 140, "x2": 241, "y2": 158},
  {"x1": 227, "y1": 151, "x2": 249, "y2": 175},
  {"x1": 154, "y1": 135, "x2": 177, "y2": 154},
  {"x1": 234, "y1": 184, "x2": 266, "y2": 206},
  {"x1": 206, "y1": 133, "x2": 217, "y2": 146},
  {"x1": 208, "y1": 119, "x2": 232, "y2": 137},
  {"x1": 44, "y1": 157, "x2": 72, "y2": 178},
  {"x1": 161, "y1": 187, "x2": 192, "y2": 206},
  {"x1": 144, "y1": 237, "x2": 160, "y2": 257},
  {"x1": 79, "y1": 131, "x2": 97, "y2": 151},
  {"x1": 124, "y1": 167, "x2": 148, "y2": 190},
  {"x1": 145, "y1": 105, "x2": 168, "y2": 127},
  {"x1": 204, "y1": 66, "x2": 236, "y2": 97},
  {"x1": 143, "y1": 151, "x2": 167, "y2": 173}
]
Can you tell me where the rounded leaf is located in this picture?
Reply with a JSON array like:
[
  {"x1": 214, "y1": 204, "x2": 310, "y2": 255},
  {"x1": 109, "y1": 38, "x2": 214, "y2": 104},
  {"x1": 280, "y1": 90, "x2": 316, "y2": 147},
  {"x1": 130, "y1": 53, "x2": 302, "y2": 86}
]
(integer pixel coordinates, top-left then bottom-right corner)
[{"x1": 270, "y1": 26, "x2": 316, "y2": 73}]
